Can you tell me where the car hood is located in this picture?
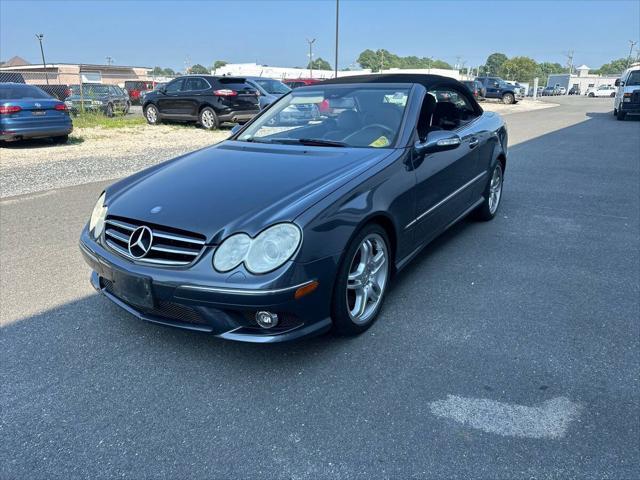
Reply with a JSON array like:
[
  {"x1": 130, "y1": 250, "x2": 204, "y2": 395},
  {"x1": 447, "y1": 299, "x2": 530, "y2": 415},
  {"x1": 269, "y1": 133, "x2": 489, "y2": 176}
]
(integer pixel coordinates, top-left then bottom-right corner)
[{"x1": 107, "y1": 141, "x2": 392, "y2": 243}]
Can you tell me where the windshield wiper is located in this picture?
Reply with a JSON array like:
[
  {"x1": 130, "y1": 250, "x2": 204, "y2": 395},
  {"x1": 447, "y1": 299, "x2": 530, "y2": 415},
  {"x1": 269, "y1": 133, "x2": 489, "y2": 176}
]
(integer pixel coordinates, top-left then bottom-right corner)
[
  {"x1": 264, "y1": 138, "x2": 347, "y2": 147},
  {"x1": 243, "y1": 137, "x2": 347, "y2": 147}
]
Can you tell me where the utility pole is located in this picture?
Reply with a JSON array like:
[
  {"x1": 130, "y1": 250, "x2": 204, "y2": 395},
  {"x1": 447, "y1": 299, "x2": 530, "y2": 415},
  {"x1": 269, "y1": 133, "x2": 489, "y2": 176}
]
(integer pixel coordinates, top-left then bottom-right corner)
[
  {"x1": 380, "y1": 50, "x2": 385, "y2": 72},
  {"x1": 105, "y1": 56, "x2": 114, "y2": 66},
  {"x1": 306, "y1": 38, "x2": 316, "y2": 78},
  {"x1": 564, "y1": 50, "x2": 574, "y2": 95},
  {"x1": 35, "y1": 34, "x2": 48, "y2": 85},
  {"x1": 628, "y1": 40, "x2": 638, "y2": 67},
  {"x1": 334, "y1": 0, "x2": 339, "y2": 78}
]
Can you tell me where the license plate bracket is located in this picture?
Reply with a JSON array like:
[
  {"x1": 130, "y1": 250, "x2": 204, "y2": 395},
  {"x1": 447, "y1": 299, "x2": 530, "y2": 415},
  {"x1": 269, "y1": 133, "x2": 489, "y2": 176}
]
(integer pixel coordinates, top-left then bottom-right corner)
[
  {"x1": 32, "y1": 111, "x2": 46, "y2": 116},
  {"x1": 109, "y1": 269, "x2": 154, "y2": 309}
]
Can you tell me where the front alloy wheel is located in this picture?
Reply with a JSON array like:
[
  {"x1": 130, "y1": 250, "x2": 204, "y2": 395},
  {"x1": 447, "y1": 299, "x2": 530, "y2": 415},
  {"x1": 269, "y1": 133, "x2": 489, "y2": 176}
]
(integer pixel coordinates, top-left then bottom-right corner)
[
  {"x1": 145, "y1": 105, "x2": 160, "y2": 125},
  {"x1": 475, "y1": 163, "x2": 503, "y2": 221},
  {"x1": 332, "y1": 225, "x2": 391, "y2": 335}
]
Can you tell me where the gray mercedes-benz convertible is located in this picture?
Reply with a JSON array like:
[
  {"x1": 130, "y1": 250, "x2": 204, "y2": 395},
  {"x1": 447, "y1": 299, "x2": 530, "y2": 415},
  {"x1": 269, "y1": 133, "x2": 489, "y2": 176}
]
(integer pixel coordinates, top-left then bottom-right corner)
[{"x1": 80, "y1": 74, "x2": 507, "y2": 343}]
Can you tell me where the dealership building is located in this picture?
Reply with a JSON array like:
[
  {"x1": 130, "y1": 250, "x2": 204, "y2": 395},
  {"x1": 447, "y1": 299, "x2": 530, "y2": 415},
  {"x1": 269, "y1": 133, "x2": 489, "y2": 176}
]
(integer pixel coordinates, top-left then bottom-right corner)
[
  {"x1": 0, "y1": 62, "x2": 151, "y2": 86},
  {"x1": 547, "y1": 65, "x2": 620, "y2": 93}
]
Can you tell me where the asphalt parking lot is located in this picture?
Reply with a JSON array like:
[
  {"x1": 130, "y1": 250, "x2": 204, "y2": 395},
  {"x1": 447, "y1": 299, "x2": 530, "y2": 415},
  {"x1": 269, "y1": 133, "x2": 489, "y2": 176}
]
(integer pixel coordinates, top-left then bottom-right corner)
[{"x1": 1, "y1": 96, "x2": 639, "y2": 479}]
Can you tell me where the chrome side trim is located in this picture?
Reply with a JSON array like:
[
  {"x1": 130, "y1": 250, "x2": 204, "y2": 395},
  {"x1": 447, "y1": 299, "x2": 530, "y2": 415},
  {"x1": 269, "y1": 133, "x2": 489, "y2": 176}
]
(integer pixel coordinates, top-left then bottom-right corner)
[
  {"x1": 178, "y1": 279, "x2": 316, "y2": 296},
  {"x1": 405, "y1": 171, "x2": 488, "y2": 229}
]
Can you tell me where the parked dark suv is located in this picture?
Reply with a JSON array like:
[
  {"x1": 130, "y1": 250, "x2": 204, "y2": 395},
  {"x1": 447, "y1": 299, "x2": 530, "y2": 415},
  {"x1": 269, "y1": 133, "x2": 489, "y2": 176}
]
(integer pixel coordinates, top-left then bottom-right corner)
[
  {"x1": 142, "y1": 76, "x2": 260, "y2": 129},
  {"x1": 475, "y1": 76, "x2": 524, "y2": 104}
]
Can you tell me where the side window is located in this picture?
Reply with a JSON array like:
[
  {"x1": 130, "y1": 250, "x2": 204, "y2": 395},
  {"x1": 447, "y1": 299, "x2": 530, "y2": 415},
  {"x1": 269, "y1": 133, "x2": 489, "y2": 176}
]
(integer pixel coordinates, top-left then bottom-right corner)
[
  {"x1": 108, "y1": 85, "x2": 118, "y2": 95},
  {"x1": 184, "y1": 77, "x2": 209, "y2": 91},
  {"x1": 165, "y1": 79, "x2": 183, "y2": 93},
  {"x1": 428, "y1": 87, "x2": 478, "y2": 130}
]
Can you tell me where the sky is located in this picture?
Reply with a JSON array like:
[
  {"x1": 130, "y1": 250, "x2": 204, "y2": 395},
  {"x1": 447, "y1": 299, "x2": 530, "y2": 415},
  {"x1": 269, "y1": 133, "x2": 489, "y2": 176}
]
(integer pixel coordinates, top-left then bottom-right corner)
[{"x1": 1, "y1": 0, "x2": 639, "y2": 71}]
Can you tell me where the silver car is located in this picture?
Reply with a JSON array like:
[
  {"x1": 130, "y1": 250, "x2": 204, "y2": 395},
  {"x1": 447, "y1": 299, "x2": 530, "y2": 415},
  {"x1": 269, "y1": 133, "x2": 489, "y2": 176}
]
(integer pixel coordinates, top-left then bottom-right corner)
[{"x1": 244, "y1": 77, "x2": 291, "y2": 109}]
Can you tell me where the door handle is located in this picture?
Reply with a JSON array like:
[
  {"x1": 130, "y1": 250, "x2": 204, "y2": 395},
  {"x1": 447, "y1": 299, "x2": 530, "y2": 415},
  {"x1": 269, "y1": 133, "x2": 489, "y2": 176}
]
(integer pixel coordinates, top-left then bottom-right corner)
[{"x1": 469, "y1": 138, "x2": 479, "y2": 149}]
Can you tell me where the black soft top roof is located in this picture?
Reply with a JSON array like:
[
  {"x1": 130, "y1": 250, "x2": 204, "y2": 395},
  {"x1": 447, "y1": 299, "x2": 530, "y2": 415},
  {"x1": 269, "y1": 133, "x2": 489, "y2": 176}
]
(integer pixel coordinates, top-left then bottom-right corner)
[{"x1": 321, "y1": 73, "x2": 463, "y2": 90}]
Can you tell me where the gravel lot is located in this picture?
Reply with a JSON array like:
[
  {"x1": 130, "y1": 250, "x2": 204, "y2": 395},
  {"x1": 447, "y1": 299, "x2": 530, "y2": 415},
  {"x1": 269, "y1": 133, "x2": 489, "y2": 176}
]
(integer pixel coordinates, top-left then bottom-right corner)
[{"x1": 0, "y1": 99, "x2": 554, "y2": 199}]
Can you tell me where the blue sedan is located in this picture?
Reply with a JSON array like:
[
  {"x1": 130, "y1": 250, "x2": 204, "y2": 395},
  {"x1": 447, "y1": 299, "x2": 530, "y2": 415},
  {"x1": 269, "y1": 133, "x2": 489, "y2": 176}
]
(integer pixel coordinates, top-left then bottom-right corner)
[
  {"x1": 0, "y1": 83, "x2": 73, "y2": 143},
  {"x1": 79, "y1": 74, "x2": 508, "y2": 343}
]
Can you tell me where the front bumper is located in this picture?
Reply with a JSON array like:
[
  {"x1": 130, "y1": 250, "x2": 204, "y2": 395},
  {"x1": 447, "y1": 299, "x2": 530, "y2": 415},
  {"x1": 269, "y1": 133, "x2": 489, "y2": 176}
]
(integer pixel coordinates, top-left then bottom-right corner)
[
  {"x1": 620, "y1": 102, "x2": 640, "y2": 114},
  {"x1": 79, "y1": 228, "x2": 337, "y2": 343}
]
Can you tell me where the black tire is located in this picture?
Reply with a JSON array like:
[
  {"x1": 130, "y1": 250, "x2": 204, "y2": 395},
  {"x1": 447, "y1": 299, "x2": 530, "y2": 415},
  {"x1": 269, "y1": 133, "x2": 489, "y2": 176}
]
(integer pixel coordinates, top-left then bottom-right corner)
[
  {"x1": 613, "y1": 108, "x2": 618, "y2": 116},
  {"x1": 144, "y1": 104, "x2": 161, "y2": 125},
  {"x1": 610, "y1": 92, "x2": 616, "y2": 98},
  {"x1": 52, "y1": 135, "x2": 69, "y2": 144},
  {"x1": 617, "y1": 109, "x2": 626, "y2": 121},
  {"x1": 123, "y1": 102, "x2": 130, "y2": 115},
  {"x1": 502, "y1": 93, "x2": 515, "y2": 105},
  {"x1": 475, "y1": 163, "x2": 504, "y2": 221},
  {"x1": 588, "y1": 92, "x2": 595, "y2": 98},
  {"x1": 105, "y1": 103, "x2": 114, "y2": 118},
  {"x1": 199, "y1": 107, "x2": 219, "y2": 130},
  {"x1": 331, "y1": 224, "x2": 391, "y2": 336}
]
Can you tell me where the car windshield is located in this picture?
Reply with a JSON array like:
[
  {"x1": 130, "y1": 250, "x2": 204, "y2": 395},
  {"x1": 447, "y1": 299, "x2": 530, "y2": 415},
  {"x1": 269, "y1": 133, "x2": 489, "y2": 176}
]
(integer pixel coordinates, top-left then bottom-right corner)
[
  {"x1": 0, "y1": 85, "x2": 51, "y2": 100},
  {"x1": 237, "y1": 85, "x2": 410, "y2": 148},
  {"x1": 253, "y1": 79, "x2": 291, "y2": 95},
  {"x1": 626, "y1": 71, "x2": 640, "y2": 86}
]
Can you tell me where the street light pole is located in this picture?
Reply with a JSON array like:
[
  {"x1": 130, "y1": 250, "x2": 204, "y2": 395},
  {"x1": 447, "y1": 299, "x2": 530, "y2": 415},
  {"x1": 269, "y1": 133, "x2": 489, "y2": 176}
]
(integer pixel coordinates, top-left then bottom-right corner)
[
  {"x1": 628, "y1": 40, "x2": 638, "y2": 67},
  {"x1": 35, "y1": 34, "x2": 49, "y2": 85},
  {"x1": 306, "y1": 38, "x2": 316, "y2": 78},
  {"x1": 334, "y1": 0, "x2": 339, "y2": 78}
]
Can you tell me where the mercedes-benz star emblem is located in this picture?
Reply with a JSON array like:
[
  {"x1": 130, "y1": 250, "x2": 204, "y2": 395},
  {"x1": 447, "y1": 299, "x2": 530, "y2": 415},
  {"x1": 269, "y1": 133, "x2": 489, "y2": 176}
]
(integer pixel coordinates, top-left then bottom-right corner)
[{"x1": 128, "y1": 226, "x2": 153, "y2": 259}]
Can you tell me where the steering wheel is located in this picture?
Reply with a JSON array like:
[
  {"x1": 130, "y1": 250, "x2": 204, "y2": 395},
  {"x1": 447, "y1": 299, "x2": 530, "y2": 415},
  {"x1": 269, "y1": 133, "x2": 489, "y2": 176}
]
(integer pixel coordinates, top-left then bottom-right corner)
[{"x1": 344, "y1": 124, "x2": 395, "y2": 145}]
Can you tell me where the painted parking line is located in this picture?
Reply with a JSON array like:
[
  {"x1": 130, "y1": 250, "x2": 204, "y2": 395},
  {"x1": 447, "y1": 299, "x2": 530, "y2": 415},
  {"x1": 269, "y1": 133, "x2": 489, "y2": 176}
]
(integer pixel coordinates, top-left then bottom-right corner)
[{"x1": 429, "y1": 395, "x2": 582, "y2": 439}]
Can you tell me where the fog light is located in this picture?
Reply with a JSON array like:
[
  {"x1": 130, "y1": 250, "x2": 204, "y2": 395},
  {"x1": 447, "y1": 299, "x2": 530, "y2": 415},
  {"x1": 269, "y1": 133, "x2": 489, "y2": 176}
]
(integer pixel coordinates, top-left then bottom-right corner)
[{"x1": 255, "y1": 311, "x2": 279, "y2": 329}]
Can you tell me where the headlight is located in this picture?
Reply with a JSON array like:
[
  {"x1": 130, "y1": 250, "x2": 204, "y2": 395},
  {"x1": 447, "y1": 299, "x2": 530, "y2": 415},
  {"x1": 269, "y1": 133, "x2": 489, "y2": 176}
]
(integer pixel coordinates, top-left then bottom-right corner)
[
  {"x1": 212, "y1": 233, "x2": 251, "y2": 272},
  {"x1": 89, "y1": 192, "x2": 107, "y2": 239},
  {"x1": 213, "y1": 223, "x2": 301, "y2": 274}
]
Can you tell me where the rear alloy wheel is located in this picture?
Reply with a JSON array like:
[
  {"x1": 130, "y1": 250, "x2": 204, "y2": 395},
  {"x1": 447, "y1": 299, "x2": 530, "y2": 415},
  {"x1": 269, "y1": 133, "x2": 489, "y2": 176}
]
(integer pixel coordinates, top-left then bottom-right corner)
[
  {"x1": 475, "y1": 163, "x2": 503, "y2": 221},
  {"x1": 589, "y1": 93, "x2": 595, "y2": 98},
  {"x1": 144, "y1": 105, "x2": 161, "y2": 125},
  {"x1": 199, "y1": 107, "x2": 219, "y2": 130},
  {"x1": 502, "y1": 93, "x2": 515, "y2": 105},
  {"x1": 332, "y1": 225, "x2": 390, "y2": 335}
]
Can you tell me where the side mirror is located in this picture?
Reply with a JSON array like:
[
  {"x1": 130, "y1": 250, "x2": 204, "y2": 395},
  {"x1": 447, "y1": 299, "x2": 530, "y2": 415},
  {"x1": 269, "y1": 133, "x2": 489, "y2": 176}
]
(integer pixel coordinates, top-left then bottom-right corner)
[
  {"x1": 415, "y1": 131, "x2": 461, "y2": 155},
  {"x1": 230, "y1": 124, "x2": 242, "y2": 135}
]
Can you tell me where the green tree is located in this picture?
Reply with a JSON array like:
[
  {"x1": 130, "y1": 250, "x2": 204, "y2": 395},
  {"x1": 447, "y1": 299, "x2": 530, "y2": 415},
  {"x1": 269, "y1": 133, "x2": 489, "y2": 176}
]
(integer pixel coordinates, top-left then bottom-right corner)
[
  {"x1": 536, "y1": 62, "x2": 564, "y2": 85},
  {"x1": 593, "y1": 58, "x2": 628, "y2": 75},
  {"x1": 189, "y1": 64, "x2": 209, "y2": 74},
  {"x1": 357, "y1": 49, "x2": 379, "y2": 70},
  {"x1": 499, "y1": 56, "x2": 538, "y2": 82},
  {"x1": 484, "y1": 52, "x2": 508, "y2": 76},
  {"x1": 162, "y1": 67, "x2": 175, "y2": 76},
  {"x1": 151, "y1": 66, "x2": 164, "y2": 76},
  {"x1": 307, "y1": 57, "x2": 332, "y2": 70},
  {"x1": 357, "y1": 49, "x2": 451, "y2": 72},
  {"x1": 213, "y1": 60, "x2": 228, "y2": 70}
]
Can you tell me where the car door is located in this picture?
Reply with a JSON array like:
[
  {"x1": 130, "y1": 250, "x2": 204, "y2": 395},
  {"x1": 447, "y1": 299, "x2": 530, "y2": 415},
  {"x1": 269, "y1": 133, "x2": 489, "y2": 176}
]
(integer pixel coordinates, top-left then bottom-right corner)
[
  {"x1": 410, "y1": 87, "x2": 484, "y2": 244},
  {"x1": 181, "y1": 77, "x2": 210, "y2": 118},
  {"x1": 156, "y1": 78, "x2": 184, "y2": 116}
]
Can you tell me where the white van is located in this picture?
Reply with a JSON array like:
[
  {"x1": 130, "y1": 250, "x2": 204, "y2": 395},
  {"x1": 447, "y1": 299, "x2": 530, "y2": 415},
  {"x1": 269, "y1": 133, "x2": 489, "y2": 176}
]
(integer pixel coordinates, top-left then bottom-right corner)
[{"x1": 614, "y1": 64, "x2": 640, "y2": 120}]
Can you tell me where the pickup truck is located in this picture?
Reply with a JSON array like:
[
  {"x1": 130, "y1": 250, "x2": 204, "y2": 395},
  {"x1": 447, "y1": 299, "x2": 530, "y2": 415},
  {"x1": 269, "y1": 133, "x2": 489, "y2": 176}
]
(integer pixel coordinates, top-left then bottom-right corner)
[{"x1": 475, "y1": 76, "x2": 524, "y2": 104}]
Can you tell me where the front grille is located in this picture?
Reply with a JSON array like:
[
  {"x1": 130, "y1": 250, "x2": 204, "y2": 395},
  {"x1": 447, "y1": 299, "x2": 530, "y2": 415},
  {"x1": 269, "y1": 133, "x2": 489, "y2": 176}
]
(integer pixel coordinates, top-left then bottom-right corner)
[
  {"x1": 100, "y1": 277, "x2": 208, "y2": 326},
  {"x1": 103, "y1": 216, "x2": 206, "y2": 266}
]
